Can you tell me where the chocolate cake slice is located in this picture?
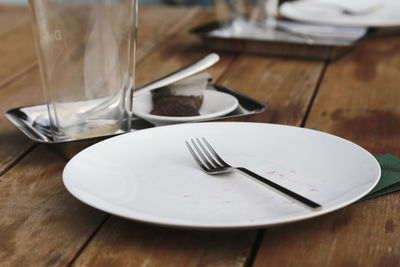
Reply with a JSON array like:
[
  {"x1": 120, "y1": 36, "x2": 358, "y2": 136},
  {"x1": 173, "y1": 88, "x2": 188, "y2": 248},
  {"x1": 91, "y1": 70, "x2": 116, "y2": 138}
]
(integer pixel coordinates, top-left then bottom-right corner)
[{"x1": 151, "y1": 88, "x2": 203, "y2": 116}]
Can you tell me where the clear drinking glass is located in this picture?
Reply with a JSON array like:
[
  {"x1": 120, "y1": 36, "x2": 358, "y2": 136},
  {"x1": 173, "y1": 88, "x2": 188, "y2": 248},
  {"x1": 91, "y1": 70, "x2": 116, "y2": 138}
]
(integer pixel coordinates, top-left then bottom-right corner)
[
  {"x1": 29, "y1": 0, "x2": 137, "y2": 141},
  {"x1": 214, "y1": 0, "x2": 279, "y2": 37}
]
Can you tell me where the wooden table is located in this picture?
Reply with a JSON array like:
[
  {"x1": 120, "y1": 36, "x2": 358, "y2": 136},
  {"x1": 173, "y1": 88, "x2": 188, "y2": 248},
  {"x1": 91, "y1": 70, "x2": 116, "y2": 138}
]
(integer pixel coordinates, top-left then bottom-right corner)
[{"x1": 1, "y1": 4, "x2": 399, "y2": 266}]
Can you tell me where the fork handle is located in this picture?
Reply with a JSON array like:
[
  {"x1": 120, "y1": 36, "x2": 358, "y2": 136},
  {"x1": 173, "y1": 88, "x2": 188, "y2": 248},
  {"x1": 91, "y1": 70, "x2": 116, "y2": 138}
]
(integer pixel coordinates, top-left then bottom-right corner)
[{"x1": 236, "y1": 167, "x2": 322, "y2": 210}]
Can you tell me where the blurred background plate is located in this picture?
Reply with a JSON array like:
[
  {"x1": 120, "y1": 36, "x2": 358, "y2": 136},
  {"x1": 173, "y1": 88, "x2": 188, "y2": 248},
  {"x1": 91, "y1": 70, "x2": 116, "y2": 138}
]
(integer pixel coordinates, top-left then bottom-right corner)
[{"x1": 280, "y1": 0, "x2": 400, "y2": 27}]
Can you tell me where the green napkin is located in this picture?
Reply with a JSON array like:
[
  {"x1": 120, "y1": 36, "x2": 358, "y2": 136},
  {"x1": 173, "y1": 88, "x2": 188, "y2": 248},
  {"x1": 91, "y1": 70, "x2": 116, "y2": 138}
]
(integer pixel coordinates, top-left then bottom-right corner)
[
  {"x1": 309, "y1": 128, "x2": 400, "y2": 200},
  {"x1": 361, "y1": 154, "x2": 400, "y2": 201}
]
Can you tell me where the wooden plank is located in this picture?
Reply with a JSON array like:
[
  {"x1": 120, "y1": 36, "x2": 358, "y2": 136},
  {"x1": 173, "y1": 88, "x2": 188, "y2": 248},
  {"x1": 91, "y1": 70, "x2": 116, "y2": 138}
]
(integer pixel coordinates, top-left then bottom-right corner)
[
  {"x1": 72, "y1": 10, "x2": 325, "y2": 266},
  {"x1": 218, "y1": 55, "x2": 325, "y2": 126},
  {"x1": 73, "y1": 217, "x2": 256, "y2": 267},
  {"x1": 137, "y1": 6, "x2": 200, "y2": 63},
  {"x1": 254, "y1": 196, "x2": 400, "y2": 267},
  {"x1": 0, "y1": 21, "x2": 37, "y2": 89},
  {"x1": 0, "y1": 145, "x2": 107, "y2": 266},
  {"x1": 0, "y1": 5, "x2": 30, "y2": 36},
  {"x1": 253, "y1": 36, "x2": 400, "y2": 266},
  {"x1": 134, "y1": 8, "x2": 236, "y2": 89},
  {"x1": 305, "y1": 36, "x2": 400, "y2": 155},
  {"x1": 0, "y1": 70, "x2": 42, "y2": 175},
  {"x1": 0, "y1": 6, "x2": 197, "y2": 89}
]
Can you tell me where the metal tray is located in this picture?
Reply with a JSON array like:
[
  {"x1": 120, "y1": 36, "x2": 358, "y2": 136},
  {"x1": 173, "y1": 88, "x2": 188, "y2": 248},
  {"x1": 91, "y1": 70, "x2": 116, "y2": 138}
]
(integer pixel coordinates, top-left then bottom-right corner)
[
  {"x1": 5, "y1": 84, "x2": 267, "y2": 145},
  {"x1": 191, "y1": 20, "x2": 369, "y2": 61}
]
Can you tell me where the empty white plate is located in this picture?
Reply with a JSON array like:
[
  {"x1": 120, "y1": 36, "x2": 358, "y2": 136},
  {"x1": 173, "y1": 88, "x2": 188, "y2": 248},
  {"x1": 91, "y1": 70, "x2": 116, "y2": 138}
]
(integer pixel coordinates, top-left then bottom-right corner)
[
  {"x1": 63, "y1": 122, "x2": 380, "y2": 229},
  {"x1": 132, "y1": 90, "x2": 239, "y2": 126},
  {"x1": 280, "y1": 0, "x2": 400, "y2": 27}
]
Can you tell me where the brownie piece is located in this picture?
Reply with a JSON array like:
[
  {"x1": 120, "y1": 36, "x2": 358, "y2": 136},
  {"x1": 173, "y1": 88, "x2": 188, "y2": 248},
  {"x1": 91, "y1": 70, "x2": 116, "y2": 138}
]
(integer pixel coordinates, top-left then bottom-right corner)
[{"x1": 151, "y1": 88, "x2": 203, "y2": 116}]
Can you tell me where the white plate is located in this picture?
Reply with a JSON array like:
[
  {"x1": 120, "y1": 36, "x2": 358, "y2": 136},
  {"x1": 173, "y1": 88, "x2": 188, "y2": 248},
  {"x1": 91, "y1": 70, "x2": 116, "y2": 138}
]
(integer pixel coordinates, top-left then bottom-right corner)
[
  {"x1": 132, "y1": 90, "x2": 239, "y2": 126},
  {"x1": 63, "y1": 122, "x2": 380, "y2": 229},
  {"x1": 280, "y1": 0, "x2": 400, "y2": 27}
]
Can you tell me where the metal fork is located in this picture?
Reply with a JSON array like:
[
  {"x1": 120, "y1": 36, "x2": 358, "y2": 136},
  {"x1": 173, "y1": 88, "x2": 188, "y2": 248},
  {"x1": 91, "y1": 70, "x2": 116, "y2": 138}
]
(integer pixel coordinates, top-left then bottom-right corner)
[{"x1": 185, "y1": 137, "x2": 322, "y2": 210}]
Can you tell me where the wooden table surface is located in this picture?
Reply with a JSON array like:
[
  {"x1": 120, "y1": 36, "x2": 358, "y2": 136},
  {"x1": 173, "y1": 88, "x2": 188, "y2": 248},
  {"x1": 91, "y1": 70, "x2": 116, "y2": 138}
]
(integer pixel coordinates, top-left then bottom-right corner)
[{"x1": 1, "y1": 4, "x2": 399, "y2": 267}]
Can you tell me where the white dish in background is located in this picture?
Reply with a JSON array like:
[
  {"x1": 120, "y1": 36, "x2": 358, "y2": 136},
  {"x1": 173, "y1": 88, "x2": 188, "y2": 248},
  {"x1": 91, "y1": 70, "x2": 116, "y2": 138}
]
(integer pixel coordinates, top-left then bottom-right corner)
[
  {"x1": 63, "y1": 122, "x2": 380, "y2": 229},
  {"x1": 280, "y1": 0, "x2": 400, "y2": 27},
  {"x1": 131, "y1": 90, "x2": 238, "y2": 126},
  {"x1": 210, "y1": 19, "x2": 367, "y2": 42}
]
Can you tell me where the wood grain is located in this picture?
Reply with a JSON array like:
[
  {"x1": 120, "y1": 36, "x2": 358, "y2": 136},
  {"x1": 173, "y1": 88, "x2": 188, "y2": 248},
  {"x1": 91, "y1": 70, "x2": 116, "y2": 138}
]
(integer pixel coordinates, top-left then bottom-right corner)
[
  {"x1": 0, "y1": 145, "x2": 107, "y2": 266},
  {"x1": 0, "y1": 5, "x2": 30, "y2": 36},
  {"x1": 0, "y1": 21, "x2": 37, "y2": 89},
  {"x1": 254, "y1": 196, "x2": 400, "y2": 267},
  {"x1": 134, "y1": 8, "x2": 236, "y2": 89},
  {"x1": 305, "y1": 36, "x2": 400, "y2": 155},
  {"x1": 74, "y1": 217, "x2": 256, "y2": 267},
  {"x1": 2, "y1": 4, "x2": 398, "y2": 267},
  {"x1": 0, "y1": 70, "x2": 42, "y2": 175},
  {"x1": 217, "y1": 55, "x2": 324, "y2": 126},
  {"x1": 253, "y1": 36, "x2": 400, "y2": 267},
  {"x1": 137, "y1": 7, "x2": 200, "y2": 63}
]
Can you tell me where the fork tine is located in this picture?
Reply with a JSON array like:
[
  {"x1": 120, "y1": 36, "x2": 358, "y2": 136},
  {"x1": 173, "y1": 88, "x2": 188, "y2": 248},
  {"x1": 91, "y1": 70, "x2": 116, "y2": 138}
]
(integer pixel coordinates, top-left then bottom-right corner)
[
  {"x1": 202, "y1": 137, "x2": 230, "y2": 167},
  {"x1": 195, "y1": 138, "x2": 223, "y2": 168},
  {"x1": 185, "y1": 141, "x2": 210, "y2": 172},
  {"x1": 190, "y1": 139, "x2": 214, "y2": 170}
]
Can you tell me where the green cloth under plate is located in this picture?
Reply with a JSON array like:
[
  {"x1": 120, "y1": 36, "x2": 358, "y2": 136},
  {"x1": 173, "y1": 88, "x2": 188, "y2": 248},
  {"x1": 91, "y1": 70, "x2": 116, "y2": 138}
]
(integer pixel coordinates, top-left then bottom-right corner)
[{"x1": 361, "y1": 154, "x2": 400, "y2": 201}]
